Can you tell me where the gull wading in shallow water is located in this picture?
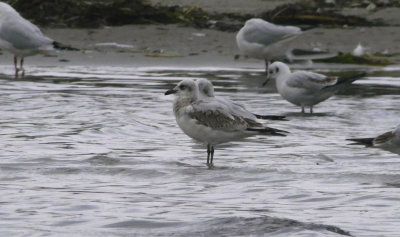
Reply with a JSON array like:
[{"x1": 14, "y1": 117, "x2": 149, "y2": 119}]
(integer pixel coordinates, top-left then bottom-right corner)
[
  {"x1": 165, "y1": 79, "x2": 288, "y2": 166},
  {"x1": 263, "y1": 61, "x2": 365, "y2": 114},
  {"x1": 0, "y1": 2, "x2": 77, "y2": 77},
  {"x1": 196, "y1": 78, "x2": 286, "y2": 121},
  {"x1": 347, "y1": 125, "x2": 400, "y2": 153},
  {"x1": 236, "y1": 18, "x2": 336, "y2": 73}
]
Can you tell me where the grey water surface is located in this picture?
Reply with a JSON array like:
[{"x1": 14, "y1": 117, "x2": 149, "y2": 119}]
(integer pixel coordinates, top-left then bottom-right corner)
[{"x1": 0, "y1": 64, "x2": 399, "y2": 236}]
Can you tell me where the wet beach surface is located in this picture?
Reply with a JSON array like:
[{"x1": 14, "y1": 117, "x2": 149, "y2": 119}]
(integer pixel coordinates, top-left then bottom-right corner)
[{"x1": 0, "y1": 63, "x2": 399, "y2": 236}]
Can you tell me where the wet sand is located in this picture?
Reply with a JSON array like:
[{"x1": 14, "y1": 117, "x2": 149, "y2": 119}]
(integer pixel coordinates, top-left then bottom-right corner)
[
  {"x1": 2, "y1": 0, "x2": 400, "y2": 70},
  {"x1": 0, "y1": 24, "x2": 395, "y2": 71}
]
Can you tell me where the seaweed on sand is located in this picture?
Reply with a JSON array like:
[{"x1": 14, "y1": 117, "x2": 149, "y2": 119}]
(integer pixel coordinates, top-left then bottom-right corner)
[
  {"x1": 317, "y1": 53, "x2": 394, "y2": 66},
  {"x1": 4, "y1": 0, "x2": 383, "y2": 29},
  {"x1": 5, "y1": 0, "x2": 213, "y2": 28}
]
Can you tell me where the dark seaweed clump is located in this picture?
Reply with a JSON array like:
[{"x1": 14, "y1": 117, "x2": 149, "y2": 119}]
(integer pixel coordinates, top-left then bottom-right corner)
[
  {"x1": 4, "y1": 0, "x2": 383, "y2": 29},
  {"x1": 317, "y1": 53, "x2": 394, "y2": 66},
  {"x1": 5, "y1": 0, "x2": 213, "y2": 28},
  {"x1": 260, "y1": 0, "x2": 379, "y2": 27}
]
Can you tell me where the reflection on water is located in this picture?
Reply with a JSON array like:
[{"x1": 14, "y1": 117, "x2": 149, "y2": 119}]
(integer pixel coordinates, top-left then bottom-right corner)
[{"x1": 0, "y1": 65, "x2": 399, "y2": 236}]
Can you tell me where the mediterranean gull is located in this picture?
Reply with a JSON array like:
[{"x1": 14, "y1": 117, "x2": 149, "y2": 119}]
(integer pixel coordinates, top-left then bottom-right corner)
[
  {"x1": 165, "y1": 79, "x2": 288, "y2": 166},
  {"x1": 236, "y1": 18, "x2": 336, "y2": 73},
  {"x1": 263, "y1": 61, "x2": 365, "y2": 114},
  {"x1": 0, "y1": 2, "x2": 77, "y2": 77},
  {"x1": 196, "y1": 78, "x2": 286, "y2": 121},
  {"x1": 347, "y1": 125, "x2": 400, "y2": 153}
]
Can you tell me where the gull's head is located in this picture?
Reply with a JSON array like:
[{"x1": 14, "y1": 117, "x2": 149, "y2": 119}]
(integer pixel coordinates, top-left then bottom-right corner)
[
  {"x1": 268, "y1": 62, "x2": 290, "y2": 79},
  {"x1": 165, "y1": 79, "x2": 199, "y2": 99},
  {"x1": 244, "y1": 18, "x2": 269, "y2": 27},
  {"x1": 263, "y1": 61, "x2": 291, "y2": 86},
  {"x1": 196, "y1": 78, "x2": 215, "y2": 97}
]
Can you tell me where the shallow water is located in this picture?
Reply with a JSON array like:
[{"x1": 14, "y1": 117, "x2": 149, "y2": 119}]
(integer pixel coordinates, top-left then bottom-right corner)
[{"x1": 0, "y1": 64, "x2": 399, "y2": 236}]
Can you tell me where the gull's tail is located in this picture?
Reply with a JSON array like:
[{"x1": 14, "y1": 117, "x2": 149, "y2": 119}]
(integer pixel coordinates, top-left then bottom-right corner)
[
  {"x1": 247, "y1": 127, "x2": 288, "y2": 136},
  {"x1": 253, "y1": 114, "x2": 287, "y2": 121},
  {"x1": 324, "y1": 72, "x2": 366, "y2": 92},
  {"x1": 346, "y1": 138, "x2": 374, "y2": 146},
  {"x1": 53, "y1": 41, "x2": 80, "y2": 51},
  {"x1": 335, "y1": 72, "x2": 367, "y2": 86},
  {"x1": 286, "y1": 48, "x2": 338, "y2": 62}
]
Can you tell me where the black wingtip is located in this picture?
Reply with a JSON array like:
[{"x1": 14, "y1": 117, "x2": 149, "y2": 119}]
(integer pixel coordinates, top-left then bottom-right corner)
[
  {"x1": 346, "y1": 138, "x2": 374, "y2": 146},
  {"x1": 337, "y1": 72, "x2": 367, "y2": 85},
  {"x1": 53, "y1": 41, "x2": 79, "y2": 51},
  {"x1": 253, "y1": 114, "x2": 287, "y2": 121},
  {"x1": 247, "y1": 127, "x2": 289, "y2": 136}
]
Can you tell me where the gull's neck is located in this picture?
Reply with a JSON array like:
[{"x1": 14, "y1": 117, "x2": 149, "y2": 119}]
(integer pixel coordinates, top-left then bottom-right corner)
[
  {"x1": 173, "y1": 94, "x2": 198, "y2": 114},
  {"x1": 275, "y1": 71, "x2": 290, "y2": 92}
]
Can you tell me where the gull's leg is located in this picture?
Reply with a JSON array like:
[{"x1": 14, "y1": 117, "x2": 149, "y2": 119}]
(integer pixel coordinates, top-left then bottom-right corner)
[
  {"x1": 207, "y1": 144, "x2": 211, "y2": 164},
  {"x1": 310, "y1": 106, "x2": 313, "y2": 114},
  {"x1": 264, "y1": 59, "x2": 270, "y2": 75},
  {"x1": 210, "y1": 146, "x2": 215, "y2": 164},
  {"x1": 301, "y1": 105, "x2": 305, "y2": 114},
  {"x1": 20, "y1": 58, "x2": 25, "y2": 77},
  {"x1": 14, "y1": 56, "x2": 18, "y2": 77}
]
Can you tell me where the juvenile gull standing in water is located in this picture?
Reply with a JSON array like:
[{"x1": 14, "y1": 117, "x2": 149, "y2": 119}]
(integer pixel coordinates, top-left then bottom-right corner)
[
  {"x1": 263, "y1": 62, "x2": 365, "y2": 114},
  {"x1": 0, "y1": 2, "x2": 77, "y2": 77},
  {"x1": 347, "y1": 125, "x2": 400, "y2": 152},
  {"x1": 196, "y1": 78, "x2": 286, "y2": 121},
  {"x1": 236, "y1": 18, "x2": 336, "y2": 72},
  {"x1": 165, "y1": 79, "x2": 288, "y2": 166}
]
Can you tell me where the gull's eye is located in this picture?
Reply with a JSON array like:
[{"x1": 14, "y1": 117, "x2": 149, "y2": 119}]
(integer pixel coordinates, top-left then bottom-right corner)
[
  {"x1": 276, "y1": 68, "x2": 279, "y2": 73},
  {"x1": 179, "y1": 85, "x2": 186, "y2": 90}
]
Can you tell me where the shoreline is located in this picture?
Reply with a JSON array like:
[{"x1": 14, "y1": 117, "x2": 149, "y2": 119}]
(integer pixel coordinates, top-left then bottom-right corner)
[{"x1": 0, "y1": 24, "x2": 397, "y2": 70}]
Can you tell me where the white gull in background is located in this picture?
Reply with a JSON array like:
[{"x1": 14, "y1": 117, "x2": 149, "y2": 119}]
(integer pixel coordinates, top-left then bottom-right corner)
[
  {"x1": 196, "y1": 78, "x2": 286, "y2": 121},
  {"x1": 351, "y1": 42, "x2": 368, "y2": 57},
  {"x1": 236, "y1": 18, "x2": 337, "y2": 72},
  {"x1": 165, "y1": 79, "x2": 288, "y2": 166},
  {"x1": 263, "y1": 61, "x2": 365, "y2": 114},
  {"x1": 0, "y1": 2, "x2": 77, "y2": 77},
  {"x1": 347, "y1": 125, "x2": 400, "y2": 153}
]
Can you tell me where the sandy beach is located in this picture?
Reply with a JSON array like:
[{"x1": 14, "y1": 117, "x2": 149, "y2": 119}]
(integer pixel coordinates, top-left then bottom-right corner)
[
  {"x1": 0, "y1": 24, "x2": 395, "y2": 71},
  {"x1": 0, "y1": 0, "x2": 399, "y2": 70}
]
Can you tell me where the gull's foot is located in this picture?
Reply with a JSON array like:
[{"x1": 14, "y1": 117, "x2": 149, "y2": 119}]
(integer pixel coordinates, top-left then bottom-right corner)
[
  {"x1": 207, "y1": 163, "x2": 214, "y2": 169},
  {"x1": 14, "y1": 68, "x2": 21, "y2": 78}
]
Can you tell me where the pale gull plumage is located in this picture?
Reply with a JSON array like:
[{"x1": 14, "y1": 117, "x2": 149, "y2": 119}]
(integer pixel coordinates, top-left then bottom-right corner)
[
  {"x1": 264, "y1": 61, "x2": 365, "y2": 114},
  {"x1": 347, "y1": 125, "x2": 400, "y2": 154},
  {"x1": 236, "y1": 18, "x2": 336, "y2": 72},
  {"x1": 0, "y1": 2, "x2": 76, "y2": 77},
  {"x1": 165, "y1": 79, "x2": 288, "y2": 166},
  {"x1": 196, "y1": 78, "x2": 286, "y2": 121}
]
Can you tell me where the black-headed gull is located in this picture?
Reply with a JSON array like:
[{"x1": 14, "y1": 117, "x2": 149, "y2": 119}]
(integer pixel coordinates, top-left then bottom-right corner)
[
  {"x1": 165, "y1": 79, "x2": 288, "y2": 166},
  {"x1": 263, "y1": 61, "x2": 365, "y2": 114},
  {"x1": 347, "y1": 125, "x2": 400, "y2": 153},
  {"x1": 236, "y1": 18, "x2": 336, "y2": 72},
  {"x1": 0, "y1": 2, "x2": 76, "y2": 77}
]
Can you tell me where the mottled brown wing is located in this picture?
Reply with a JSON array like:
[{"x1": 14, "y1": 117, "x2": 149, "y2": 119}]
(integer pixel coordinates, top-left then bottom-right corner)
[
  {"x1": 373, "y1": 131, "x2": 395, "y2": 145},
  {"x1": 188, "y1": 109, "x2": 262, "y2": 131}
]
